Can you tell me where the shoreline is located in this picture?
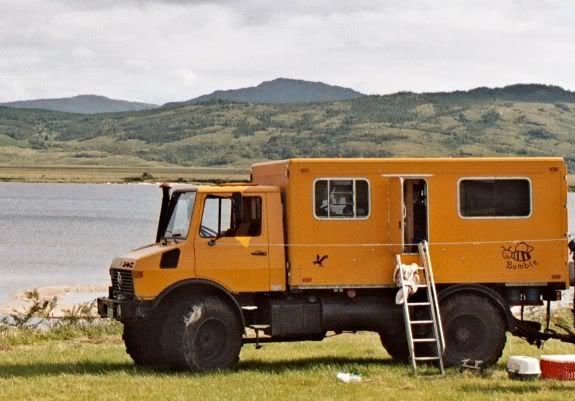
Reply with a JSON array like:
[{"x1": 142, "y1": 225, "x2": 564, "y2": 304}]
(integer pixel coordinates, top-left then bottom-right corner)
[
  {"x1": 0, "y1": 164, "x2": 250, "y2": 184},
  {"x1": 0, "y1": 285, "x2": 107, "y2": 317}
]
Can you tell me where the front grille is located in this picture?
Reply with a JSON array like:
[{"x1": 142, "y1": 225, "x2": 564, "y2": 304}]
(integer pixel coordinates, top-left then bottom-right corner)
[{"x1": 110, "y1": 268, "x2": 135, "y2": 299}]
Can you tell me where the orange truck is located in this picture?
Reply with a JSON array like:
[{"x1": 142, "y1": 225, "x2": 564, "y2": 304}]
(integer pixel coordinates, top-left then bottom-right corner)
[{"x1": 97, "y1": 157, "x2": 575, "y2": 371}]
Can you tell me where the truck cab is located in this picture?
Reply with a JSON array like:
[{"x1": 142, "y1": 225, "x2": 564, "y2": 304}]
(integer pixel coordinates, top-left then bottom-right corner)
[
  {"x1": 113, "y1": 185, "x2": 286, "y2": 301},
  {"x1": 98, "y1": 184, "x2": 288, "y2": 370}
]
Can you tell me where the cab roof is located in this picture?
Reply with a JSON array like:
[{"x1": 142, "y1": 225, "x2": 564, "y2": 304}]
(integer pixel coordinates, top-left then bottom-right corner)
[{"x1": 172, "y1": 185, "x2": 279, "y2": 193}]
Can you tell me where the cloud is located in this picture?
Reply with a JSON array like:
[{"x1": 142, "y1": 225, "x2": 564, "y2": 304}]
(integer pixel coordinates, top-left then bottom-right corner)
[{"x1": 0, "y1": 0, "x2": 574, "y2": 103}]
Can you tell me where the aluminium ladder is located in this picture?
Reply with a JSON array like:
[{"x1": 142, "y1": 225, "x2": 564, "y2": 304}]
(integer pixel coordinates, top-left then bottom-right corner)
[{"x1": 396, "y1": 240, "x2": 445, "y2": 375}]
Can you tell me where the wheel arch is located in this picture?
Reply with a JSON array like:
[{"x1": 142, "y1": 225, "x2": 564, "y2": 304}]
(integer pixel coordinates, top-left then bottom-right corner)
[
  {"x1": 438, "y1": 284, "x2": 515, "y2": 330},
  {"x1": 151, "y1": 279, "x2": 246, "y2": 329}
]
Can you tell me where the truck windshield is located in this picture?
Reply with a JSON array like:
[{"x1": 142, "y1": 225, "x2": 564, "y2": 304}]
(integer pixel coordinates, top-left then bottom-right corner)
[{"x1": 163, "y1": 191, "x2": 196, "y2": 240}]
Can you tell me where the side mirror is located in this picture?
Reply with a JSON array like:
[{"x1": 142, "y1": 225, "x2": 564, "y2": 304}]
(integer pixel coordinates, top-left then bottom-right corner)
[{"x1": 232, "y1": 192, "x2": 244, "y2": 226}]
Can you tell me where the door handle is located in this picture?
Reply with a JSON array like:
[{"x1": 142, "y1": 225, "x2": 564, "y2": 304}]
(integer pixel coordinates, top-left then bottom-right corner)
[{"x1": 251, "y1": 250, "x2": 267, "y2": 256}]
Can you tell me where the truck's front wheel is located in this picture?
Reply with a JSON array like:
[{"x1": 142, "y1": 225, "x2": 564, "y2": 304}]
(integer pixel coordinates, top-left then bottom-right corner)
[
  {"x1": 123, "y1": 318, "x2": 164, "y2": 366},
  {"x1": 182, "y1": 297, "x2": 242, "y2": 371},
  {"x1": 441, "y1": 293, "x2": 507, "y2": 367},
  {"x1": 161, "y1": 295, "x2": 242, "y2": 371}
]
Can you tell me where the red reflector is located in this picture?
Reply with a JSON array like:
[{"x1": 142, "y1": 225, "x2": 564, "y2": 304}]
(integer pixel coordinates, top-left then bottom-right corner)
[
  {"x1": 302, "y1": 277, "x2": 312, "y2": 282},
  {"x1": 552, "y1": 275, "x2": 561, "y2": 279},
  {"x1": 133, "y1": 271, "x2": 144, "y2": 279}
]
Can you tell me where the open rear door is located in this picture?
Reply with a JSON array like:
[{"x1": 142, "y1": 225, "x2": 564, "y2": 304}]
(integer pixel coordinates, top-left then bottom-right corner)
[{"x1": 386, "y1": 177, "x2": 405, "y2": 255}]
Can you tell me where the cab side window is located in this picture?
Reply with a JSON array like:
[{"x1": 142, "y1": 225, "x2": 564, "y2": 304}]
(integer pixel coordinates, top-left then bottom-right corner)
[{"x1": 200, "y1": 196, "x2": 262, "y2": 238}]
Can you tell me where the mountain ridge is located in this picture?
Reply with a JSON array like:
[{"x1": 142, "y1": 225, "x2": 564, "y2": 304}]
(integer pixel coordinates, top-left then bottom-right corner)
[
  {"x1": 164, "y1": 78, "x2": 365, "y2": 107},
  {"x1": 1, "y1": 82, "x2": 575, "y2": 172},
  {"x1": 0, "y1": 94, "x2": 159, "y2": 114}
]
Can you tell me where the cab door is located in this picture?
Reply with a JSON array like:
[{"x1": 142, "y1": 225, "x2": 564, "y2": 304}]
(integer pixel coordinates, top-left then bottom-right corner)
[{"x1": 194, "y1": 193, "x2": 270, "y2": 292}]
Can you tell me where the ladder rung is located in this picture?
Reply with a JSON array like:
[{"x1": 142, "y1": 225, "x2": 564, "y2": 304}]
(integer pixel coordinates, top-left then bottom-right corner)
[
  {"x1": 413, "y1": 338, "x2": 437, "y2": 343},
  {"x1": 414, "y1": 357, "x2": 440, "y2": 361},
  {"x1": 415, "y1": 284, "x2": 429, "y2": 288},
  {"x1": 411, "y1": 320, "x2": 433, "y2": 324},
  {"x1": 407, "y1": 302, "x2": 431, "y2": 306},
  {"x1": 248, "y1": 324, "x2": 270, "y2": 329}
]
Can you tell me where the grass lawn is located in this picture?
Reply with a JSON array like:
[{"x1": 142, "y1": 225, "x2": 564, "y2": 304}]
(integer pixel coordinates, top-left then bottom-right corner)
[{"x1": 1, "y1": 330, "x2": 574, "y2": 401}]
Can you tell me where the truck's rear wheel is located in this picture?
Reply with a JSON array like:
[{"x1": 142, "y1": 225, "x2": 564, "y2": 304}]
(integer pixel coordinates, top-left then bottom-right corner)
[
  {"x1": 379, "y1": 333, "x2": 409, "y2": 362},
  {"x1": 441, "y1": 293, "x2": 507, "y2": 367},
  {"x1": 182, "y1": 297, "x2": 242, "y2": 371},
  {"x1": 123, "y1": 319, "x2": 164, "y2": 366},
  {"x1": 379, "y1": 311, "x2": 430, "y2": 363}
]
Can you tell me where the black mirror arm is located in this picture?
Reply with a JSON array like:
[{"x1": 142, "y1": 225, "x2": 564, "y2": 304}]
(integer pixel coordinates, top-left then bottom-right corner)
[{"x1": 208, "y1": 234, "x2": 222, "y2": 247}]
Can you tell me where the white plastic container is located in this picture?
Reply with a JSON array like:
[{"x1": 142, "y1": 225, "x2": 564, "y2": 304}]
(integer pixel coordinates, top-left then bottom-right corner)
[
  {"x1": 336, "y1": 372, "x2": 362, "y2": 383},
  {"x1": 506, "y1": 356, "x2": 541, "y2": 380}
]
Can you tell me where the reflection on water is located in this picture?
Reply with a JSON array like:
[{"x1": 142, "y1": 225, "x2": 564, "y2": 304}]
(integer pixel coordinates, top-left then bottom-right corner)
[{"x1": 0, "y1": 183, "x2": 159, "y2": 301}]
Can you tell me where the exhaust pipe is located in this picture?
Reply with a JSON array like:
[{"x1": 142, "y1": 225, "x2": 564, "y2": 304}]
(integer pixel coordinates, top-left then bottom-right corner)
[{"x1": 156, "y1": 183, "x2": 172, "y2": 243}]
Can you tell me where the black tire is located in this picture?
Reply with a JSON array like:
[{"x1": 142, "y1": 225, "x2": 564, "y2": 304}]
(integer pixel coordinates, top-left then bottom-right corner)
[
  {"x1": 441, "y1": 293, "x2": 507, "y2": 367},
  {"x1": 182, "y1": 296, "x2": 242, "y2": 371},
  {"x1": 123, "y1": 318, "x2": 164, "y2": 366},
  {"x1": 379, "y1": 332, "x2": 409, "y2": 362},
  {"x1": 160, "y1": 296, "x2": 199, "y2": 369},
  {"x1": 379, "y1": 309, "x2": 432, "y2": 363}
]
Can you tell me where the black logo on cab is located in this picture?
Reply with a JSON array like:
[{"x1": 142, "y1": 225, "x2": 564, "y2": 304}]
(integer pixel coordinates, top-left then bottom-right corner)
[{"x1": 313, "y1": 254, "x2": 328, "y2": 267}]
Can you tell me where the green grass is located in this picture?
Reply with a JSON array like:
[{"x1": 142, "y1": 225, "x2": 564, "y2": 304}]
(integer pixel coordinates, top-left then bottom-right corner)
[{"x1": 1, "y1": 330, "x2": 574, "y2": 401}]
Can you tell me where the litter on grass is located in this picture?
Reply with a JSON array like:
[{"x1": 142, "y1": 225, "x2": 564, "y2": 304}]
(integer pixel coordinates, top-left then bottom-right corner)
[
  {"x1": 336, "y1": 372, "x2": 362, "y2": 383},
  {"x1": 506, "y1": 356, "x2": 541, "y2": 380}
]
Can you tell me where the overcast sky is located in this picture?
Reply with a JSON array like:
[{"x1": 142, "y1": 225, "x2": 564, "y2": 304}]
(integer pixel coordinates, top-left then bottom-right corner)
[{"x1": 1, "y1": 0, "x2": 574, "y2": 104}]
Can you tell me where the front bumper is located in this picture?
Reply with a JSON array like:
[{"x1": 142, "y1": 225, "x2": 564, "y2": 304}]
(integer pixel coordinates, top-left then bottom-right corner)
[{"x1": 97, "y1": 297, "x2": 153, "y2": 321}]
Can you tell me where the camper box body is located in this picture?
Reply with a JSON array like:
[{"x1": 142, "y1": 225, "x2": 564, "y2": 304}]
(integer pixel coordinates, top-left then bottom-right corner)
[{"x1": 252, "y1": 157, "x2": 569, "y2": 291}]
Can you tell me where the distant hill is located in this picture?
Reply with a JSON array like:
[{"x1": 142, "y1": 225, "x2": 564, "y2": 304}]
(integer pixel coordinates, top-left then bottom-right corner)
[
  {"x1": 0, "y1": 95, "x2": 158, "y2": 114},
  {"x1": 166, "y1": 78, "x2": 365, "y2": 106},
  {"x1": 1, "y1": 83, "x2": 575, "y2": 172},
  {"x1": 421, "y1": 83, "x2": 575, "y2": 104}
]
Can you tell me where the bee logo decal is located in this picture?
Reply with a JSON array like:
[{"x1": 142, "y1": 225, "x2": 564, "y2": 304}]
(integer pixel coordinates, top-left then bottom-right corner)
[{"x1": 502, "y1": 242, "x2": 534, "y2": 262}]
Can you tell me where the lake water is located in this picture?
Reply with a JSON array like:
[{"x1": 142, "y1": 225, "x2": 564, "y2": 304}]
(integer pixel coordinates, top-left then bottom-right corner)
[
  {"x1": 0, "y1": 183, "x2": 159, "y2": 303},
  {"x1": 0, "y1": 184, "x2": 574, "y2": 305}
]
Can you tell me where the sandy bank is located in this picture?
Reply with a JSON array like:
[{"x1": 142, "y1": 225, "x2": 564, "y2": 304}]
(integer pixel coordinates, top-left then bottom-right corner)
[{"x1": 0, "y1": 285, "x2": 107, "y2": 316}]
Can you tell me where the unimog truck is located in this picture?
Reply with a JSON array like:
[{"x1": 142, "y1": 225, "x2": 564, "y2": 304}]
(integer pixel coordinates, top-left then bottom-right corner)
[{"x1": 98, "y1": 158, "x2": 575, "y2": 371}]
